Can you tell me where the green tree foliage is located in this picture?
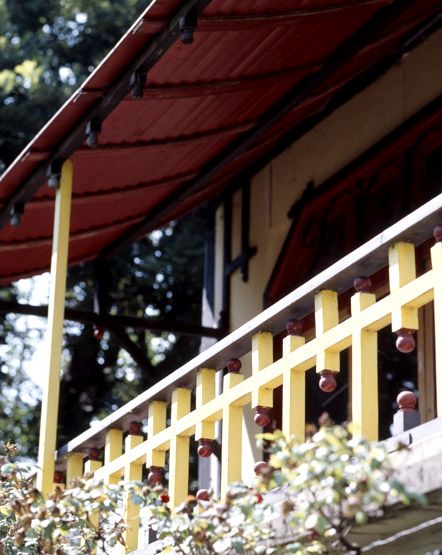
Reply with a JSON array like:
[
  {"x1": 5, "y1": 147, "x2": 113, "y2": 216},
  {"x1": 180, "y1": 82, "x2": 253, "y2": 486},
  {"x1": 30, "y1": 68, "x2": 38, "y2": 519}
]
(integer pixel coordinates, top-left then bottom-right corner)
[
  {"x1": 58, "y1": 216, "x2": 205, "y2": 448},
  {"x1": 0, "y1": 0, "x2": 147, "y2": 171},
  {"x1": 0, "y1": 0, "x2": 207, "y2": 455}
]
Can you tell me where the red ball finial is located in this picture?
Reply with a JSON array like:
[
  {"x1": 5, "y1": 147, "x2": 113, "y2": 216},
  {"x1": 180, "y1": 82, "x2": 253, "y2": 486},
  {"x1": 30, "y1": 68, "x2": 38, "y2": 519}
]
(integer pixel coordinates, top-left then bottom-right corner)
[
  {"x1": 227, "y1": 358, "x2": 241, "y2": 373},
  {"x1": 160, "y1": 492, "x2": 170, "y2": 503},
  {"x1": 395, "y1": 329, "x2": 416, "y2": 353},
  {"x1": 88, "y1": 447, "x2": 100, "y2": 461},
  {"x1": 198, "y1": 438, "x2": 212, "y2": 457},
  {"x1": 286, "y1": 319, "x2": 303, "y2": 336},
  {"x1": 353, "y1": 276, "x2": 372, "y2": 293},
  {"x1": 254, "y1": 406, "x2": 271, "y2": 427},
  {"x1": 148, "y1": 466, "x2": 163, "y2": 485},
  {"x1": 397, "y1": 390, "x2": 417, "y2": 412},
  {"x1": 93, "y1": 326, "x2": 104, "y2": 340},
  {"x1": 319, "y1": 370, "x2": 337, "y2": 393},
  {"x1": 196, "y1": 489, "x2": 210, "y2": 502},
  {"x1": 129, "y1": 421, "x2": 142, "y2": 435},
  {"x1": 254, "y1": 461, "x2": 269, "y2": 476},
  {"x1": 433, "y1": 224, "x2": 442, "y2": 243}
]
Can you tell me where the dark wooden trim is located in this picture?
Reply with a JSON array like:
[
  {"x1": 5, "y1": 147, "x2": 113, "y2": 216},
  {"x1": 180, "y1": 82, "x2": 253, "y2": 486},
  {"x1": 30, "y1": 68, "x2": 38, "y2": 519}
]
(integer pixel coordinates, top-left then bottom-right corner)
[
  {"x1": 0, "y1": 300, "x2": 222, "y2": 339},
  {"x1": 133, "y1": 65, "x2": 320, "y2": 100},
  {"x1": 137, "y1": 1, "x2": 390, "y2": 34},
  {"x1": 101, "y1": 0, "x2": 423, "y2": 258},
  {"x1": 106, "y1": 323, "x2": 162, "y2": 385},
  {"x1": 75, "y1": 121, "x2": 254, "y2": 155},
  {"x1": 263, "y1": 94, "x2": 442, "y2": 307},
  {"x1": 0, "y1": 0, "x2": 213, "y2": 229}
]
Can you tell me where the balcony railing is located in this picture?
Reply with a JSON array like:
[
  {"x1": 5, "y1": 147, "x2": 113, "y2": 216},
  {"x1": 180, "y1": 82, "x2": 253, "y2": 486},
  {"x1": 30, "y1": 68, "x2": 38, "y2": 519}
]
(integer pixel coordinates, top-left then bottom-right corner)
[{"x1": 53, "y1": 192, "x2": 442, "y2": 552}]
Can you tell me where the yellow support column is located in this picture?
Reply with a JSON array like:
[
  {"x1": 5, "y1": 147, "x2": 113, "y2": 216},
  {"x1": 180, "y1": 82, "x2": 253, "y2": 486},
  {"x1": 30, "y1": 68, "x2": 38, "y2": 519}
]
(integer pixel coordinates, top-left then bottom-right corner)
[
  {"x1": 169, "y1": 388, "x2": 191, "y2": 509},
  {"x1": 388, "y1": 242, "x2": 419, "y2": 332},
  {"x1": 66, "y1": 453, "x2": 84, "y2": 485},
  {"x1": 195, "y1": 368, "x2": 217, "y2": 443},
  {"x1": 315, "y1": 290, "x2": 340, "y2": 375},
  {"x1": 122, "y1": 434, "x2": 144, "y2": 552},
  {"x1": 220, "y1": 372, "x2": 244, "y2": 498},
  {"x1": 431, "y1": 241, "x2": 442, "y2": 414},
  {"x1": 146, "y1": 401, "x2": 167, "y2": 471},
  {"x1": 37, "y1": 159, "x2": 73, "y2": 495},
  {"x1": 351, "y1": 291, "x2": 378, "y2": 440},
  {"x1": 104, "y1": 429, "x2": 123, "y2": 485},
  {"x1": 282, "y1": 334, "x2": 306, "y2": 441},
  {"x1": 251, "y1": 332, "x2": 273, "y2": 409}
]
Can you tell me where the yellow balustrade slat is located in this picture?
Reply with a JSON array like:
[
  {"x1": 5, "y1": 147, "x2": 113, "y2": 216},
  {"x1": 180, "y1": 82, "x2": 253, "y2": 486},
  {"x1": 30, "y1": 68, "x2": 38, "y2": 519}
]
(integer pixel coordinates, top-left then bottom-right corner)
[
  {"x1": 389, "y1": 242, "x2": 419, "y2": 331},
  {"x1": 196, "y1": 368, "x2": 217, "y2": 440},
  {"x1": 37, "y1": 160, "x2": 73, "y2": 496},
  {"x1": 221, "y1": 372, "x2": 244, "y2": 498},
  {"x1": 105, "y1": 429, "x2": 123, "y2": 484},
  {"x1": 85, "y1": 248, "x2": 440, "y2": 549},
  {"x1": 315, "y1": 290, "x2": 340, "y2": 374},
  {"x1": 147, "y1": 401, "x2": 167, "y2": 468},
  {"x1": 84, "y1": 459, "x2": 102, "y2": 475},
  {"x1": 169, "y1": 388, "x2": 191, "y2": 508},
  {"x1": 431, "y1": 242, "x2": 442, "y2": 414},
  {"x1": 282, "y1": 334, "x2": 306, "y2": 441},
  {"x1": 251, "y1": 332, "x2": 274, "y2": 408},
  {"x1": 66, "y1": 453, "x2": 84, "y2": 485},
  {"x1": 122, "y1": 434, "x2": 144, "y2": 553},
  {"x1": 351, "y1": 291, "x2": 378, "y2": 440}
]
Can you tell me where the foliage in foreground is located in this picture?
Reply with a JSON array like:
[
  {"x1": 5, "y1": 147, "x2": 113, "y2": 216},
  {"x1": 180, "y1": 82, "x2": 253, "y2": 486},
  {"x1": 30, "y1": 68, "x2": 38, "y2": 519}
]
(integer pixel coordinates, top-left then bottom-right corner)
[
  {"x1": 148, "y1": 426, "x2": 425, "y2": 554},
  {"x1": 0, "y1": 427, "x2": 425, "y2": 554}
]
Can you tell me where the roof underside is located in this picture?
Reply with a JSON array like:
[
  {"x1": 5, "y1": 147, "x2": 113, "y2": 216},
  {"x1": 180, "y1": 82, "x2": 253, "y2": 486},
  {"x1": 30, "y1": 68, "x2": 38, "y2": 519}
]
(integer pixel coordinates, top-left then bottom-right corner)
[{"x1": 0, "y1": 0, "x2": 440, "y2": 284}]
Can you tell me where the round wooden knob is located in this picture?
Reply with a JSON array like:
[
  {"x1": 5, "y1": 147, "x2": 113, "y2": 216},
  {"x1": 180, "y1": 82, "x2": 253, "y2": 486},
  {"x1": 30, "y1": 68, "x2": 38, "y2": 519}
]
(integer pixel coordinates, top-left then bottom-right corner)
[
  {"x1": 88, "y1": 448, "x2": 100, "y2": 461},
  {"x1": 197, "y1": 438, "x2": 212, "y2": 457},
  {"x1": 93, "y1": 326, "x2": 104, "y2": 340},
  {"x1": 254, "y1": 406, "x2": 271, "y2": 427},
  {"x1": 148, "y1": 466, "x2": 163, "y2": 485},
  {"x1": 196, "y1": 489, "x2": 210, "y2": 502},
  {"x1": 129, "y1": 421, "x2": 142, "y2": 435},
  {"x1": 397, "y1": 390, "x2": 417, "y2": 412},
  {"x1": 227, "y1": 358, "x2": 241, "y2": 373},
  {"x1": 319, "y1": 370, "x2": 337, "y2": 393},
  {"x1": 286, "y1": 319, "x2": 303, "y2": 336},
  {"x1": 353, "y1": 276, "x2": 372, "y2": 293},
  {"x1": 433, "y1": 224, "x2": 442, "y2": 243},
  {"x1": 395, "y1": 329, "x2": 416, "y2": 353},
  {"x1": 254, "y1": 461, "x2": 269, "y2": 476}
]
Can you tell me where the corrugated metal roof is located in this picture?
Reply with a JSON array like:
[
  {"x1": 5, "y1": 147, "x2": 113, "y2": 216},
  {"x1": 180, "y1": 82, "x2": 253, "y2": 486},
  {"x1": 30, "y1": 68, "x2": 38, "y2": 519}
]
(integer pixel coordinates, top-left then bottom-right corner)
[{"x1": 0, "y1": 0, "x2": 440, "y2": 283}]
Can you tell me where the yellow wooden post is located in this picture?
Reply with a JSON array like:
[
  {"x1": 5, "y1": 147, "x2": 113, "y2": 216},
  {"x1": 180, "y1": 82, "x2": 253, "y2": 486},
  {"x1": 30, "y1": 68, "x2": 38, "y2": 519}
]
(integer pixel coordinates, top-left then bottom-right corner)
[
  {"x1": 351, "y1": 291, "x2": 378, "y2": 440},
  {"x1": 84, "y1": 458, "x2": 102, "y2": 475},
  {"x1": 251, "y1": 332, "x2": 273, "y2": 409},
  {"x1": 221, "y1": 372, "x2": 244, "y2": 498},
  {"x1": 169, "y1": 388, "x2": 191, "y2": 508},
  {"x1": 195, "y1": 368, "x2": 217, "y2": 442},
  {"x1": 431, "y1": 242, "x2": 442, "y2": 414},
  {"x1": 282, "y1": 334, "x2": 306, "y2": 441},
  {"x1": 122, "y1": 434, "x2": 144, "y2": 552},
  {"x1": 388, "y1": 242, "x2": 419, "y2": 332},
  {"x1": 84, "y1": 456, "x2": 102, "y2": 531},
  {"x1": 105, "y1": 429, "x2": 123, "y2": 484},
  {"x1": 315, "y1": 290, "x2": 340, "y2": 374},
  {"x1": 66, "y1": 453, "x2": 84, "y2": 485},
  {"x1": 37, "y1": 159, "x2": 73, "y2": 495},
  {"x1": 146, "y1": 401, "x2": 167, "y2": 470}
]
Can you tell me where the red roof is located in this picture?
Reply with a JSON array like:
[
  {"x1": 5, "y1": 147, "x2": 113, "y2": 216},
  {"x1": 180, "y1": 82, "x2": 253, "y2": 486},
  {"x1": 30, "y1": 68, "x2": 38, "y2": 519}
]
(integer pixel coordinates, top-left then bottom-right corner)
[{"x1": 0, "y1": 0, "x2": 440, "y2": 283}]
